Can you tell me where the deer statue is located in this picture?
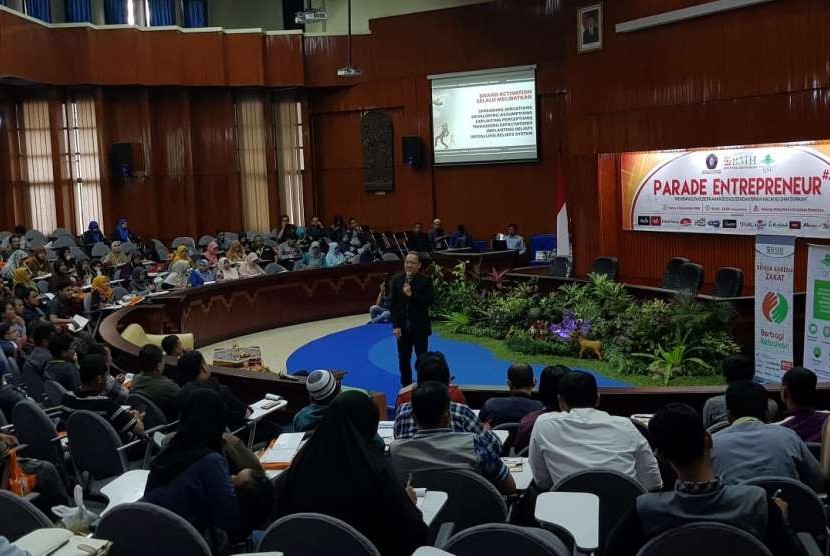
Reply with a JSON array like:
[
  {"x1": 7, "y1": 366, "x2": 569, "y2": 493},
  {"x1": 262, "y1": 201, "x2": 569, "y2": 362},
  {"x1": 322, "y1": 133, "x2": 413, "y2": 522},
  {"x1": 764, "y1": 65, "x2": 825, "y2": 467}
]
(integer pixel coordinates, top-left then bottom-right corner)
[{"x1": 576, "y1": 334, "x2": 603, "y2": 360}]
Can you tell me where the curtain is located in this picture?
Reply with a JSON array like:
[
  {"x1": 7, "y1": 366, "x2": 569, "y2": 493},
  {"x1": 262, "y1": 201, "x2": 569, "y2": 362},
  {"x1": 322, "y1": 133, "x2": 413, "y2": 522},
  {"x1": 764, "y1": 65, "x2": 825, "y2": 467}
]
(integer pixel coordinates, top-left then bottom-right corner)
[
  {"x1": 65, "y1": 0, "x2": 92, "y2": 22},
  {"x1": 18, "y1": 100, "x2": 57, "y2": 235},
  {"x1": 67, "y1": 99, "x2": 103, "y2": 234},
  {"x1": 146, "y1": 0, "x2": 174, "y2": 26},
  {"x1": 26, "y1": 0, "x2": 51, "y2": 21},
  {"x1": 236, "y1": 92, "x2": 271, "y2": 232},
  {"x1": 104, "y1": 0, "x2": 127, "y2": 24},
  {"x1": 274, "y1": 96, "x2": 305, "y2": 226},
  {"x1": 183, "y1": 0, "x2": 206, "y2": 27}
]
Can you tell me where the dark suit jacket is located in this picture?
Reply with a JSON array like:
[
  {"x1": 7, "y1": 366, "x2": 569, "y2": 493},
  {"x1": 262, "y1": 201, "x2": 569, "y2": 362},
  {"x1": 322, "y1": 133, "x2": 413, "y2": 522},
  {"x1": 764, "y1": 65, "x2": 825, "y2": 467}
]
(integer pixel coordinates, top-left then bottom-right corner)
[
  {"x1": 390, "y1": 272, "x2": 434, "y2": 336},
  {"x1": 407, "y1": 232, "x2": 430, "y2": 253}
]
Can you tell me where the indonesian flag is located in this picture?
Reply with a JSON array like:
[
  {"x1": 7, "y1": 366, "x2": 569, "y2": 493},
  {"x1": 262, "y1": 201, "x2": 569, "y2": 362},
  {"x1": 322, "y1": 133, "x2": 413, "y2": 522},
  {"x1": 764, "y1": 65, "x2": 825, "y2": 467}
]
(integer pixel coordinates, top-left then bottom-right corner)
[{"x1": 555, "y1": 153, "x2": 570, "y2": 257}]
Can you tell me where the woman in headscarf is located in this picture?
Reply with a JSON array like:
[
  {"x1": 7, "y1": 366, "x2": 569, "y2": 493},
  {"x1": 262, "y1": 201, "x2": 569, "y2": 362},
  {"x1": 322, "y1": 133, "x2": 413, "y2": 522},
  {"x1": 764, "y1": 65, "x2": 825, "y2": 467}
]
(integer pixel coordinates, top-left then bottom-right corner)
[
  {"x1": 189, "y1": 259, "x2": 215, "y2": 288},
  {"x1": 143, "y1": 389, "x2": 269, "y2": 539},
  {"x1": 129, "y1": 266, "x2": 152, "y2": 293},
  {"x1": 238, "y1": 253, "x2": 265, "y2": 278},
  {"x1": 226, "y1": 241, "x2": 246, "y2": 264},
  {"x1": 203, "y1": 241, "x2": 220, "y2": 266},
  {"x1": 297, "y1": 241, "x2": 326, "y2": 270},
  {"x1": 1, "y1": 249, "x2": 28, "y2": 281},
  {"x1": 12, "y1": 267, "x2": 37, "y2": 299},
  {"x1": 90, "y1": 276, "x2": 115, "y2": 310},
  {"x1": 216, "y1": 258, "x2": 239, "y2": 282},
  {"x1": 162, "y1": 260, "x2": 190, "y2": 290},
  {"x1": 325, "y1": 242, "x2": 346, "y2": 267},
  {"x1": 273, "y1": 391, "x2": 428, "y2": 555},
  {"x1": 102, "y1": 241, "x2": 129, "y2": 267},
  {"x1": 112, "y1": 218, "x2": 138, "y2": 243},
  {"x1": 82, "y1": 220, "x2": 107, "y2": 251},
  {"x1": 171, "y1": 245, "x2": 192, "y2": 266},
  {"x1": 24, "y1": 247, "x2": 50, "y2": 278}
]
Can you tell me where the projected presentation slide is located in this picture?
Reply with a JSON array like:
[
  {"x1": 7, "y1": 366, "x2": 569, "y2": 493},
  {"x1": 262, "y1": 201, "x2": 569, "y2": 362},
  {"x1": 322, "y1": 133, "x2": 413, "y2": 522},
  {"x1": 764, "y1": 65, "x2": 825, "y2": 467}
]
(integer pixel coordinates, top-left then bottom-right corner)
[{"x1": 429, "y1": 66, "x2": 538, "y2": 165}]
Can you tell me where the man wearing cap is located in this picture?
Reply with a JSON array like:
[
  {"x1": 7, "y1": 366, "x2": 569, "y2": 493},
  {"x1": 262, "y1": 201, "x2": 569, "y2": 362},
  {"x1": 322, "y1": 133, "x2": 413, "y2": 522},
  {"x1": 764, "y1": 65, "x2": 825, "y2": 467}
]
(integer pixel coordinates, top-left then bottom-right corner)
[
  {"x1": 293, "y1": 370, "x2": 342, "y2": 433},
  {"x1": 390, "y1": 252, "x2": 434, "y2": 387}
]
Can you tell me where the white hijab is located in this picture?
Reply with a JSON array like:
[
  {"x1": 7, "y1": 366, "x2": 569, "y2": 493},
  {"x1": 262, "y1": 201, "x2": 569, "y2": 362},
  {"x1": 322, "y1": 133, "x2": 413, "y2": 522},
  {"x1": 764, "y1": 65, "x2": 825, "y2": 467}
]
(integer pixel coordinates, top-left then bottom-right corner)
[{"x1": 239, "y1": 252, "x2": 265, "y2": 278}]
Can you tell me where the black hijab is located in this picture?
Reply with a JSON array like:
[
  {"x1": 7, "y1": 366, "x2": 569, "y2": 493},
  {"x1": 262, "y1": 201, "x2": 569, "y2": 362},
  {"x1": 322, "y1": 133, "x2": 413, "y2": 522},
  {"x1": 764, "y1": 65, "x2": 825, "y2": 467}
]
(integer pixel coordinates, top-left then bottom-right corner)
[
  {"x1": 145, "y1": 388, "x2": 227, "y2": 493},
  {"x1": 274, "y1": 391, "x2": 428, "y2": 556}
]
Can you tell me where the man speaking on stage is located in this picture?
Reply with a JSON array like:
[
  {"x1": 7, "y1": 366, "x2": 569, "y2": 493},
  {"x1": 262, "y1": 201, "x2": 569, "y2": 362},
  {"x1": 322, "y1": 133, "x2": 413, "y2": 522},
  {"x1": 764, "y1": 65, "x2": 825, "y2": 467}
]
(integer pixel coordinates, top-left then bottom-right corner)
[{"x1": 390, "y1": 252, "x2": 434, "y2": 386}]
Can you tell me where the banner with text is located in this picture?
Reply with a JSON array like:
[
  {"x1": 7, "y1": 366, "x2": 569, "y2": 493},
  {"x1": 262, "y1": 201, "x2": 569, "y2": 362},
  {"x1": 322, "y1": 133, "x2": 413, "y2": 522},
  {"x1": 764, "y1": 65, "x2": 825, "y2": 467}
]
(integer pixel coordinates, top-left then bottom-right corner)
[
  {"x1": 755, "y1": 236, "x2": 795, "y2": 383},
  {"x1": 621, "y1": 141, "x2": 830, "y2": 237},
  {"x1": 803, "y1": 244, "x2": 830, "y2": 381}
]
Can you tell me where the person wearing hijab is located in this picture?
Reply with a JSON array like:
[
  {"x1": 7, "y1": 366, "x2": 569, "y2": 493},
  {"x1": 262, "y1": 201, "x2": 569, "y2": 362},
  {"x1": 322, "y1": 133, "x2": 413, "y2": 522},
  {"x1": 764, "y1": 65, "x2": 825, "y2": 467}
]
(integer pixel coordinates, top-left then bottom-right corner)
[
  {"x1": 2, "y1": 250, "x2": 28, "y2": 281},
  {"x1": 162, "y1": 260, "x2": 190, "y2": 290},
  {"x1": 112, "y1": 218, "x2": 138, "y2": 243},
  {"x1": 169, "y1": 245, "x2": 192, "y2": 267},
  {"x1": 12, "y1": 267, "x2": 37, "y2": 299},
  {"x1": 238, "y1": 253, "x2": 265, "y2": 279},
  {"x1": 90, "y1": 276, "x2": 115, "y2": 310},
  {"x1": 273, "y1": 391, "x2": 428, "y2": 555},
  {"x1": 189, "y1": 259, "x2": 215, "y2": 288},
  {"x1": 102, "y1": 241, "x2": 129, "y2": 267},
  {"x1": 216, "y1": 257, "x2": 239, "y2": 282},
  {"x1": 143, "y1": 389, "x2": 272, "y2": 539},
  {"x1": 129, "y1": 266, "x2": 152, "y2": 293},
  {"x1": 226, "y1": 240, "x2": 246, "y2": 263},
  {"x1": 24, "y1": 247, "x2": 50, "y2": 278},
  {"x1": 325, "y1": 242, "x2": 346, "y2": 267},
  {"x1": 203, "y1": 241, "x2": 220, "y2": 266},
  {"x1": 82, "y1": 220, "x2": 107, "y2": 251},
  {"x1": 296, "y1": 241, "x2": 327, "y2": 271}
]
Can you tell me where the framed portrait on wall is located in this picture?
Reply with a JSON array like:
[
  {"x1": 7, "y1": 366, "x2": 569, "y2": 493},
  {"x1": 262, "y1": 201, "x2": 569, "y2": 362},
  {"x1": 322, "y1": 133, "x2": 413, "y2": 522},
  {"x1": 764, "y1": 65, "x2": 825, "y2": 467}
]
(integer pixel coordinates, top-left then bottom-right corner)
[{"x1": 577, "y1": 3, "x2": 603, "y2": 53}]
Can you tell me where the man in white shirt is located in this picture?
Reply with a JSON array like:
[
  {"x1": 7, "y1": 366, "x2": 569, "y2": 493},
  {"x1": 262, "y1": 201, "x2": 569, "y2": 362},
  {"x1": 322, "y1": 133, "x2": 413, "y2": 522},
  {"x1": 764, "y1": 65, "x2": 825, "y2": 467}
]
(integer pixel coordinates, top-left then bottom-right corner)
[
  {"x1": 504, "y1": 224, "x2": 526, "y2": 255},
  {"x1": 528, "y1": 371, "x2": 662, "y2": 491}
]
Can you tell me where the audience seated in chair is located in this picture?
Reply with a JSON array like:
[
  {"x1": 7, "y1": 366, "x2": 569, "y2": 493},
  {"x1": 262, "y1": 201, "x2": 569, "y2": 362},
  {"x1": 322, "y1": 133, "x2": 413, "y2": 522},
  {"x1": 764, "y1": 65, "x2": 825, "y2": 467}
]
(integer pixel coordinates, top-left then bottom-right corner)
[
  {"x1": 295, "y1": 241, "x2": 326, "y2": 271},
  {"x1": 777, "y1": 367, "x2": 829, "y2": 443},
  {"x1": 90, "y1": 276, "x2": 115, "y2": 311},
  {"x1": 273, "y1": 390, "x2": 429, "y2": 556},
  {"x1": 18, "y1": 288, "x2": 45, "y2": 335},
  {"x1": 161, "y1": 335, "x2": 184, "y2": 359},
  {"x1": 189, "y1": 259, "x2": 215, "y2": 288},
  {"x1": 175, "y1": 351, "x2": 250, "y2": 431},
  {"x1": 82, "y1": 220, "x2": 107, "y2": 251},
  {"x1": 515, "y1": 365, "x2": 571, "y2": 453},
  {"x1": 407, "y1": 222, "x2": 430, "y2": 253},
  {"x1": 216, "y1": 257, "x2": 239, "y2": 282},
  {"x1": 504, "y1": 223, "x2": 526, "y2": 255},
  {"x1": 85, "y1": 343, "x2": 128, "y2": 405},
  {"x1": 391, "y1": 381, "x2": 516, "y2": 495},
  {"x1": 62, "y1": 354, "x2": 144, "y2": 441},
  {"x1": 43, "y1": 333, "x2": 80, "y2": 392},
  {"x1": 251, "y1": 235, "x2": 276, "y2": 264},
  {"x1": 702, "y1": 354, "x2": 779, "y2": 427},
  {"x1": 143, "y1": 388, "x2": 272, "y2": 543},
  {"x1": 325, "y1": 243, "x2": 346, "y2": 267},
  {"x1": 605, "y1": 403, "x2": 803, "y2": 556},
  {"x1": 479, "y1": 363, "x2": 543, "y2": 427},
  {"x1": 395, "y1": 351, "x2": 467, "y2": 409},
  {"x1": 712, "y1": 380, "x2": 824, "y2": 490},
  {"x1": 529, "y1": 371, "x2": 662, "y2": 491},
  {"x1": 22, "y1": 323, "x2": 52, "y2": 381},
  {"x1": 239, "y1": 253, "x2": 265, "y2": 278},
  {"x1": 226, "y1": 241, "x2": 246, "y2": 264},
  {"x1": 101, "y1": 241, "x2": 129, "y2": 268},
  {"x1": 368, "y1": 276, "x2": 392, "y2": 324},
  {"x1": 162, "y1": 261, "x2": 190, "y2": 290},
  {"x1": 132, "y1": 344, "x2": 181, "y2": 422},
  {"x1": 47, "y1": 278, "x2": 75, "y2": 328},
  {"x1": 292, "y1": 370, "x2": 342, "y2": 433}
]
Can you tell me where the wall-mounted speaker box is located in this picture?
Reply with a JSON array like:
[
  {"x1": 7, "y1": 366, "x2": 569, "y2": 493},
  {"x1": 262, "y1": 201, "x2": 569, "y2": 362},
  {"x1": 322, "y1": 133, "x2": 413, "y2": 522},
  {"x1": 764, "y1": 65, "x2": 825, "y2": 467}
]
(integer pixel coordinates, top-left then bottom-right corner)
[
  {"x1": 403, "y1": 136, "x2": 423, "y2": 167},
  {"x1": 111, "y1": 143, "x2": 143, "y2": 178}
]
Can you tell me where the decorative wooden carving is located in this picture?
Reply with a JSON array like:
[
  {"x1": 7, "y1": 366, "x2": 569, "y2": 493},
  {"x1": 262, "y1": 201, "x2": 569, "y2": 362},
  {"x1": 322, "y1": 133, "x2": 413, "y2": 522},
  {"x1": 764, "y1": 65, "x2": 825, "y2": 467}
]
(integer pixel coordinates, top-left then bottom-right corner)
[{"x1": 362, "y1": 111, "x2": 394, "y2": 193}]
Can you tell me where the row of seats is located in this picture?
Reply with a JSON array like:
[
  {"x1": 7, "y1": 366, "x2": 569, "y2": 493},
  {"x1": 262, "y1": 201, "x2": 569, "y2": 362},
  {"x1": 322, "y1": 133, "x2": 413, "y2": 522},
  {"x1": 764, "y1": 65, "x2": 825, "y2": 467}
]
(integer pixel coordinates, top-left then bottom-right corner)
[{"x1": 549, "y1": 256, "x2": 744, "y2": 297}]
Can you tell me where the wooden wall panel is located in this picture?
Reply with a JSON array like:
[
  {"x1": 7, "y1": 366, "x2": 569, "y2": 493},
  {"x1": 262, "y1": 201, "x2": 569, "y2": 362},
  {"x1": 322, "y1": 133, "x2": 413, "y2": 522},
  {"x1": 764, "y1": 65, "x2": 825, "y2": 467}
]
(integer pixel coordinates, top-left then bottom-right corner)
[
  {"x1": 138, "y1": 30, "x2": 185, "y2": 85},
  {"x1": 183, "y1": 33, "x2": 225, "y2": 86},
  {"x1": 224, "y1": 34, "x2": 265, "y2": 86},
  {"x1": 93, "y1": 29, "x2": 140, "y2": 85},
  {"x1": 264, "y1": 34, "x2": 304, "y2": 87}
]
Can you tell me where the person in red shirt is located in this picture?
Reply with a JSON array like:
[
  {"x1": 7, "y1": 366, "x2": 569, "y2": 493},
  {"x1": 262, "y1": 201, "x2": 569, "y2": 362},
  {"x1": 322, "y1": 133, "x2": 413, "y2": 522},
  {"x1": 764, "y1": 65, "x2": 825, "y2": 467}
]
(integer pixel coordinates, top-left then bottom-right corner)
[{"x1": 395, "y1": 351, "x2": 466, "y2": 409}]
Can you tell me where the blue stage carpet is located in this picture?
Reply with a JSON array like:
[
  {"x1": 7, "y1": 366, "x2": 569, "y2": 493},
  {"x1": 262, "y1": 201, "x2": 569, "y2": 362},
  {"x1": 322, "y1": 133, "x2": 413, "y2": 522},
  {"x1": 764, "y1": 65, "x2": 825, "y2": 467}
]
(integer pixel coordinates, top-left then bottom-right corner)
[{"x1": 286, "y1": 324, "x2": 632, "y2": 405}]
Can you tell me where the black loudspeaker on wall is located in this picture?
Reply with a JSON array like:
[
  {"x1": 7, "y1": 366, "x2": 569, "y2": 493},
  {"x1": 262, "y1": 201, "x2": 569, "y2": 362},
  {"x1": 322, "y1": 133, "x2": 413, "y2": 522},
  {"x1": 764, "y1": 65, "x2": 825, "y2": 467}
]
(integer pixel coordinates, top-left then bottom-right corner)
[
  {"x1": 403, "y1": 136, "x2": 423, "y2": 168},
  {"x1": 111, "y1": 143, "x2": 134, "y2": 178}
]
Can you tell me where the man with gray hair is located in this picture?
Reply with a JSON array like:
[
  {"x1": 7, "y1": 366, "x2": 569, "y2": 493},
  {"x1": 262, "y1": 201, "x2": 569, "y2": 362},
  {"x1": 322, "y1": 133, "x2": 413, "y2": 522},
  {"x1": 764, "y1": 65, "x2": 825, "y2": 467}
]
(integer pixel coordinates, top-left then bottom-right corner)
[{"x1": 390, "y1": 252, "x2": 434, "y2": 386}]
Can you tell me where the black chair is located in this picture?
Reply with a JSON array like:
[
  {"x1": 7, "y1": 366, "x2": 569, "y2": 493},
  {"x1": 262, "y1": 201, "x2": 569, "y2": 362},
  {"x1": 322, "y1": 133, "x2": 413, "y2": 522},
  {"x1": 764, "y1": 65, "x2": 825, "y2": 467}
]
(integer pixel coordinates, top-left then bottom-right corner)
[
  {"x1": 0, "y1": 490, "x2": 54, "y2": 542},
  {"x1": 43, "y1": 380, "x2": 67, "y2": 408},
  {"x1": 743, "y1": 476, "x2": 828, "y2": 553},
  {"x1": 126, "y1": 392, "x2": 167, "y2": 430},
  {"x1": 660, "y1": 257, "x2": 689, "y2": 290},
  {"x1": 258, "y1": 512, "x2": 380, "y2": 556},
  {"x1": 96, "y1": 502, "x2": 211, "y2": 556},
  {"x1": 553, "y1": 469, "x2": 645, "y2": 549},
  {"x1": 548, "y1": 256, "x2": 571, "y2": 278},
  {"x1": 637, "y1": 522, "x2": 772, "y2": 556},
  {"x1": 12, "y1": 400, "x2": 63, "y2": 467},
  {"x1": 411, "y1": 469, "x2": 507, "y2": 532},
  {"x1": 66, "y1": 410, "x2": 139, "y2": 492},
  {"x1": 442, "y1": 523, "x2": 570, "y2": 556},
  {"x1": 21, "y1": 363, "x2": 46, "y2": 404},
  {"x1": 493, "y1": 422, "x2": 520, "y2": 456},
  {"x1": 713, "y1": 267, "x2": 744, "y2": 298},
  {"x1": 590, "y1": 256, "x2": 619, "y2": 280},
  {"x1": 677, "y1": 262, "x2": 704, "y2": 295}
]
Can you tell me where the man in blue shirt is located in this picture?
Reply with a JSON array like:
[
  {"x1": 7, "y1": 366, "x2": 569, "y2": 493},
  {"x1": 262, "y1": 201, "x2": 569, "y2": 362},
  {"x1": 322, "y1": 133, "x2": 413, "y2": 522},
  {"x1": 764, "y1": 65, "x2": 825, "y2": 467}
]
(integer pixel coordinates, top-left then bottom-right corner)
[
  {"x1": 479, "y1": 363, "x2": 543, "y2": 427},
  {"x1": 293, "y1": 370, "x2": 341, "y2": 433},
  {"x1": 391, "y1": 381, "x2": 516, "y2": 494},
  {"x1": 504, "y1": 223, "x2": 526, "y2": 255}
]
